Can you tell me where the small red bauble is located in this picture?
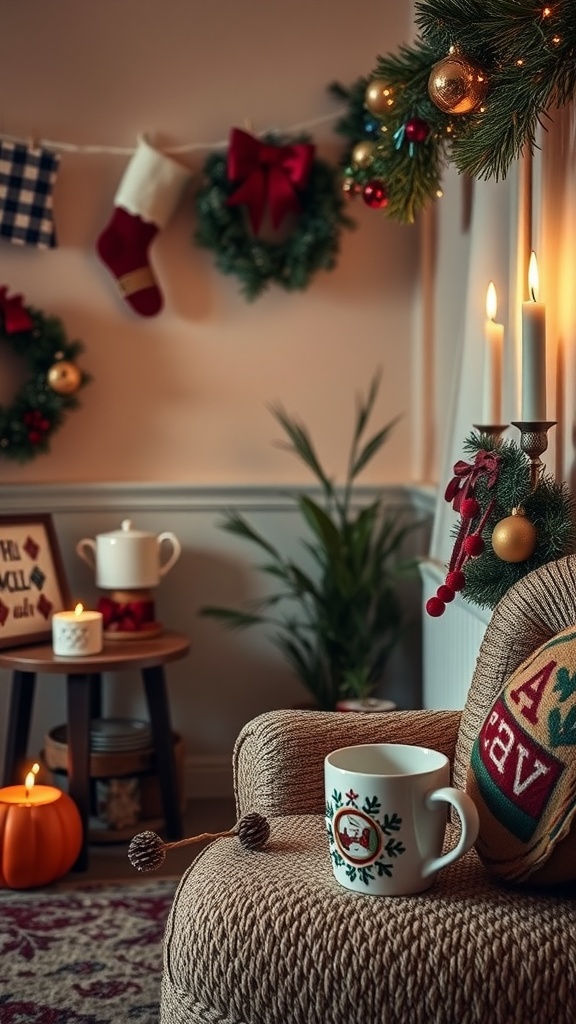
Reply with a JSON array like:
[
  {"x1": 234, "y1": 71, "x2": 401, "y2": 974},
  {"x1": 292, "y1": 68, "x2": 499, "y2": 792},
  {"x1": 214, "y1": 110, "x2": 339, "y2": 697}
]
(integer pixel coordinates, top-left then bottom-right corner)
[
  {"x1": 426, "y1": 596, "x2": 446, "y2": 617},
  {"x1": 445, "y1": 570, "x2": 466, "y2": 592},
  {"x1": 437, "y1": 585, "x2": 455, "y2": 603},
  {"x1": 460, "y1": 497, "x2": 480, "y2": 519},
  {"x1": 463, "y1": 533, "x2": 485, "y2": 557},
  {"x1": 362, "y1": 180, "x2": 389, "y2": 209},
  {"x1": 404, "y1": 117, "x2": 430, "y2": 144}
]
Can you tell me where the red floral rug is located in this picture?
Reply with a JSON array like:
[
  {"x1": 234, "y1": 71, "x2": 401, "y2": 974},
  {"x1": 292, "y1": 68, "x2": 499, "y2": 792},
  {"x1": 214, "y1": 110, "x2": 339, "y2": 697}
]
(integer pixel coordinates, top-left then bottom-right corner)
[{"x1": 0, "y1": 878, "x2": 178, "y2": 1022}]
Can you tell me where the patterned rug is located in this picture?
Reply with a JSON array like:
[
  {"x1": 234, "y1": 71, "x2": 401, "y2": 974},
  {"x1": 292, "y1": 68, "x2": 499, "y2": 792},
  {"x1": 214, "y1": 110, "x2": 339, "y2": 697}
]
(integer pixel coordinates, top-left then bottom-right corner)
[{"x1": 0, "y1": 877, "x2": 179, "y2": 1022}]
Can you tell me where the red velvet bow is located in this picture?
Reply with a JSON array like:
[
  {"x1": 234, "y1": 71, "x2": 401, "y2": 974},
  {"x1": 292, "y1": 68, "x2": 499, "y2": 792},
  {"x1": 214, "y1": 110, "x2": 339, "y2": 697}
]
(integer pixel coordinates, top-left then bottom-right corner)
[
  {"x1": 226, "y1": 128, "x2": 315, "y2": 234},
  {"x1": 444, "y1": 449, "x2": 501, "y2": 512},
  {"x1": 0, "y1": 287, "x2": 33, "y2": 333},
  {"x1": 98, "y1": 596, "x2": 155, "y2": 633}
]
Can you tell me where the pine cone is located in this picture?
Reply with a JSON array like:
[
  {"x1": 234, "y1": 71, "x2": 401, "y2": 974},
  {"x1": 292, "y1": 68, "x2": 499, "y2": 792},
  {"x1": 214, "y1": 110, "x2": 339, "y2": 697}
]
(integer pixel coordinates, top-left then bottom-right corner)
[
  {"x1": 128, "y1": 830, "x2": 167, "y2": 872},
  {"x1": 237, "y1": 812, "x2": 270, "y2": 851}
]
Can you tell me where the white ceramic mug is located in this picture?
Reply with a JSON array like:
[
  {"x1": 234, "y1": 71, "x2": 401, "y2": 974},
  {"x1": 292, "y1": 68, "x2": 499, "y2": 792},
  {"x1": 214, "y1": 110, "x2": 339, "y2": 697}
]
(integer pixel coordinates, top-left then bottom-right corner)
[{"x1": 325, "y1": 743, "x2": 479, "y2": 896}]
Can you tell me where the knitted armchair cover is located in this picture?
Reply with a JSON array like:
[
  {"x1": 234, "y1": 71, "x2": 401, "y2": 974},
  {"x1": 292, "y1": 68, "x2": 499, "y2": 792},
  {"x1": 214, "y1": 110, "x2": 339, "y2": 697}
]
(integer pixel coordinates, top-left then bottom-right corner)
[{"x1": 161, "y1": 557, "x2": 576, "y2": 1024}]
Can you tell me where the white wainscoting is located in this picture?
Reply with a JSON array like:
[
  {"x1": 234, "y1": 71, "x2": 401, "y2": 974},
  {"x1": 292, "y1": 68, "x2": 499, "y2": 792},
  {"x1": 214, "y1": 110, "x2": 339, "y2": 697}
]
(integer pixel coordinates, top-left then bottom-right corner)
[
  {"x1": 0, "y1": 482, "x2": 435, "y2": 799},
  {"x1": 420, "y1": 560, "x2": 491, "y2": 710}
]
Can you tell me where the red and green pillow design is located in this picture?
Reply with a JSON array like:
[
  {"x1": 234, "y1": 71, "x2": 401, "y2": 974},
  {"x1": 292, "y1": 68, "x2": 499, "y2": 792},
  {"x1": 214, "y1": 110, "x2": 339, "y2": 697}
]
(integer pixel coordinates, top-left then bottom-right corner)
[{"x1": 467, "y1": 625, "x2": 576, "y2": 884}]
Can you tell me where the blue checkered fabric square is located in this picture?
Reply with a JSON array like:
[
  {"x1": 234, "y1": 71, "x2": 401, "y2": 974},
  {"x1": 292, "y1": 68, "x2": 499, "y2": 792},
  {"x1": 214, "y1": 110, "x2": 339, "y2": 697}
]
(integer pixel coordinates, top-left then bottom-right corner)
[{"x1": 0, "y1": 141, "x2": 60, "y2": 249}]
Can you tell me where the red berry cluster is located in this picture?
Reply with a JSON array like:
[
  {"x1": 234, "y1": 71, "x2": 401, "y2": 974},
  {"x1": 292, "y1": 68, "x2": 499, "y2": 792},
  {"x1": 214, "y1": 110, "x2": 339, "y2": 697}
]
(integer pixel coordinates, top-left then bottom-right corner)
[{"x1": 23, "y1": 409, "x2": 51, "y2": 445}]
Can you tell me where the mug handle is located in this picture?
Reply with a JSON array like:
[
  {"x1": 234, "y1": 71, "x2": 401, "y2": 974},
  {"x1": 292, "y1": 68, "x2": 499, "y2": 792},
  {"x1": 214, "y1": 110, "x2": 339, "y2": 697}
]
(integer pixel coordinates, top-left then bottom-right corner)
[
  {"x1": 76, "y1": 538, "x2": 97, "y2": 570},
  {"x1": 422, "y1": 786, "x2": 479, "y2": 878},
  {"x1": 158, "y1": 532, "x2": 182, "y2": 577}
]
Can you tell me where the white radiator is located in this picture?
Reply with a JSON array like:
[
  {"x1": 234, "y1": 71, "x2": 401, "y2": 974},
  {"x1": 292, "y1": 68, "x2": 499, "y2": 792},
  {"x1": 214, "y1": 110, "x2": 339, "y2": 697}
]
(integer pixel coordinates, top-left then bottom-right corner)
[{"x1": 420, "y1": 560, "x2": 491, "y2": 710}]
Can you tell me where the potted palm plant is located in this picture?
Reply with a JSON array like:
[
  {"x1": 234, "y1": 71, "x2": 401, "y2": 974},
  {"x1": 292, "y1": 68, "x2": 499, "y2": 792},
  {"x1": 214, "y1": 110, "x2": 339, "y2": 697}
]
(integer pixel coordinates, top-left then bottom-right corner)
[{"x1": 201, "y1": 373, "x2": 423, "y2": 711}]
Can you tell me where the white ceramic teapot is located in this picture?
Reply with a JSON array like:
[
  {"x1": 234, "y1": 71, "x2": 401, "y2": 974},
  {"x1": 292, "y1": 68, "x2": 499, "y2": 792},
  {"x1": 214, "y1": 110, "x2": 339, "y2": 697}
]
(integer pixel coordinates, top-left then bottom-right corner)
[{"x1": 76, "y1": 519, "x2": 181, "y2": 590}]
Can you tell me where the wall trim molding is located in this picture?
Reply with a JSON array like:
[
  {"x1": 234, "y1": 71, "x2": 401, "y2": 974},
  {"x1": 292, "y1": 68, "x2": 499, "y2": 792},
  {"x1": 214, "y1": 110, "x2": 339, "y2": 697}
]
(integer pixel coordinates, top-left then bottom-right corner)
[{"x1": 0, "y1": 481, "x2": 437, "y2": 515}]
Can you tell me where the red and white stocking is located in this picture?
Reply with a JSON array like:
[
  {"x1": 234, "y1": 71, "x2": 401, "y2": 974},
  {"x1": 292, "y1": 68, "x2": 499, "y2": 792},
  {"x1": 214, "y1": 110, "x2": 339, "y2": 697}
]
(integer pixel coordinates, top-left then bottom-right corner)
[{"x1": 96, "y1": 137, "x2": 191, "y2": 317}]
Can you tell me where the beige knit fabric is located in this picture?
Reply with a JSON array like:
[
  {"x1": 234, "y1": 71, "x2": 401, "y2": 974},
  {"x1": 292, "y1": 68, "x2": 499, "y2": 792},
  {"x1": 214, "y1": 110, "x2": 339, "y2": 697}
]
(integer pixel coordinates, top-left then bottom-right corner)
[
  {"x1": 162, "y1": 815, "x2": 576, "y2": 1024},
  {"x1": 233, "y1": 708, "x2": 461, "y2": 817},
  {"x1": 454, "y1": 554, "x2": 576, "y2": 792}
]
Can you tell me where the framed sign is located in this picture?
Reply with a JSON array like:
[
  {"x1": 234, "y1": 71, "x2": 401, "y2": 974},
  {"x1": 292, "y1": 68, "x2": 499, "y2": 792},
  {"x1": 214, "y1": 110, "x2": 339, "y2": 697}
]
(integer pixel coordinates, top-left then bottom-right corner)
[{"x1": 0, "y1": 513, "x2": 70, "y2": 649}]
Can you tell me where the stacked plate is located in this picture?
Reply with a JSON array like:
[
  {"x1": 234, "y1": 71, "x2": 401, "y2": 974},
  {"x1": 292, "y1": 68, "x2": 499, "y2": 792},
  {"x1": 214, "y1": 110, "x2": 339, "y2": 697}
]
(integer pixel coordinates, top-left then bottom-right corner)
[{"x1": 89, "y1": 719, "x2": 153, "y2": 753}]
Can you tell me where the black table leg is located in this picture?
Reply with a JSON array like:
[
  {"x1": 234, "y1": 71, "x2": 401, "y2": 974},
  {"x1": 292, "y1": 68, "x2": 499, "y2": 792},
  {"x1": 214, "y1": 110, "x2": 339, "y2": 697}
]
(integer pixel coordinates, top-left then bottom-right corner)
[
  {"x1": 2, "y1": 670, "x2": 36, "y2": 786},
  {"x1": 67, "y1": 673, "x2": 92, "y2": 871},
  {"x1": 141, "y1": 664, "x2": 183, "y2": 840}
]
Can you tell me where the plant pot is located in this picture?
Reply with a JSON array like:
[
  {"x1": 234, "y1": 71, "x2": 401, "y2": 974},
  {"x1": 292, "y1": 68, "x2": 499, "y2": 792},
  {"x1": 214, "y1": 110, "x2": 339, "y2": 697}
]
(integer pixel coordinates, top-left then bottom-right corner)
[{"x1": 335, "y1": 698, "x2": 396, "y2": 713}]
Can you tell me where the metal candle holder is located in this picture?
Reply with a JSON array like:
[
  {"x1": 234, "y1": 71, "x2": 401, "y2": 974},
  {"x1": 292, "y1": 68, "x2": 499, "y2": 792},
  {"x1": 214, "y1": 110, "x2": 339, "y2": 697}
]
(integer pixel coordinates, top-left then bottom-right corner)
[
  {"x1": 511, "y1": 420, "x2": 557, "y2": 489},
  {"x1": 472, "y1": 424, "x2": 508, "y2": 442}
]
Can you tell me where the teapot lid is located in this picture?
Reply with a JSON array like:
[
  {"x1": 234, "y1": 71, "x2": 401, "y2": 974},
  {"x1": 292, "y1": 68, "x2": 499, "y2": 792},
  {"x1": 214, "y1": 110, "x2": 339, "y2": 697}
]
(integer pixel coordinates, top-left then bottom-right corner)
[{"x1": 102, "y1": 519, "x2": 152, "y2": 540}]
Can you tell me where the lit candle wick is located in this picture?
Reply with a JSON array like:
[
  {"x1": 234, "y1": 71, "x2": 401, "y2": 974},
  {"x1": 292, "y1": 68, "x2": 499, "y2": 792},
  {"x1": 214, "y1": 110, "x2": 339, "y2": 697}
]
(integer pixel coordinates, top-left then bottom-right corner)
[
  {"x1": 75, "y1": 603, "x2": 84, "y2": 616},
  {"x1": 24, "y1": 762, "x2": 40, "y2": 800}
]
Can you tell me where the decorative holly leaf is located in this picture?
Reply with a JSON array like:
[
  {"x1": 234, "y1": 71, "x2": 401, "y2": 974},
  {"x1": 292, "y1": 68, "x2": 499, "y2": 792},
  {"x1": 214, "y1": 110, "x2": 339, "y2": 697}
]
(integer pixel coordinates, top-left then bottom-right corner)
[
  {"x1": 325, "y1": 800, "x2": 334, "y2": 819},
  {"x1": 358, "y1": 866, "x2": 375, "y2": 885},
  {"x1": 331, "y1": 790, "x2": 343, "y2": 809},
  {"x1": 374, "y1": 860, "x2": 394, "y2": 877},
  {"x1": 549, "y1": 705, "x2": 576, "y2": 747},
  {"x1": 553, "y1": 667, "x2": 576, "y2": 703},
  {"x1": 385, "y1": 838, "x2": 406, "y2": 858},
  {"x1": 345, "y1": 864, "x2": 357, "y2": 882},
  {"x1": 362, "y1": 795, "x2": 382, "y2": 816},
  {"x1": 381, "y1": 812, "x2": 402, "y2": 834}
]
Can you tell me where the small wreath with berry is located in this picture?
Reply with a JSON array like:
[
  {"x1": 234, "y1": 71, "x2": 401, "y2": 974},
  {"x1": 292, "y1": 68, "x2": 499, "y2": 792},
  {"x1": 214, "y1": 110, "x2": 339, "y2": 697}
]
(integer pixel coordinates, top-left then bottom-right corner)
[
  {"x1": 194, "y1": 129, "x2": 353, "y2": 301},
  {"x1": 0, "y1": 288, "x2": 89, "y2": 463}
]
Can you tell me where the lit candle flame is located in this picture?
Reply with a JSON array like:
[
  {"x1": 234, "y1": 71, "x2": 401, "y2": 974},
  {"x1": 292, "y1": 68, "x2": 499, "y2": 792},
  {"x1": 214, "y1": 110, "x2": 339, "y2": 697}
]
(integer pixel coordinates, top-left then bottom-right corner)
[
  {"x1": 486, "y1": 281, "x2": 497, "y2": 321},
  {"x1": 24, "y1": 762, "x2": 40, "y2": 797},
  {"x1": 74, "y1": 603, "x2": 84, "y2": 616},
  {"x1": 528, "y1": 251, "x2": 539, "y2": 302}
]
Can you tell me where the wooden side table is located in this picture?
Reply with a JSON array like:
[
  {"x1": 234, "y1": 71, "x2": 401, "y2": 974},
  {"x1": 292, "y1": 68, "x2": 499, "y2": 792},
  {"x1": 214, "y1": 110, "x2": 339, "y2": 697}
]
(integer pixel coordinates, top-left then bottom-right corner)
[{"x1": 0, "y1": 631, "x2": 190, "y2": 871}]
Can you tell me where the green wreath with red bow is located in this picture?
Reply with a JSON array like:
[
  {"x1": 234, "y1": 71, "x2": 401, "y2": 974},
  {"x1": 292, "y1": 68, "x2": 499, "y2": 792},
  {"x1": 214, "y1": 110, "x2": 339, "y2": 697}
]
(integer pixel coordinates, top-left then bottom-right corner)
[
  {"x1": 0, "y1": 288, "x2": 89, "y2": 463},
  {"x1": 194, "y1": 128, "x2": 353, "y2": 300}
]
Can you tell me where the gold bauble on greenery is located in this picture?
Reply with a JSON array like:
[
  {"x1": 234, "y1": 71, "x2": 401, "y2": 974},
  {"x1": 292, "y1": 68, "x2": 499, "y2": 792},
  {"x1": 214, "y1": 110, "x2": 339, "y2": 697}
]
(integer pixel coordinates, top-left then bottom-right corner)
[
  {"x1": 47, "y1": 360, "x2": 82, "y2": 395},
  {"x1": 491, "y1": 508, "x2": 537, "y2": 563},
  {"x1": 364, "y1": 79, "x2": 394, "y2": 116},
  {"x1": 351, "y1": 140, "x2": 376, "y2": 168},
  {"x1": 428, "y1": 54, "x2": 488, "y2": 115}
]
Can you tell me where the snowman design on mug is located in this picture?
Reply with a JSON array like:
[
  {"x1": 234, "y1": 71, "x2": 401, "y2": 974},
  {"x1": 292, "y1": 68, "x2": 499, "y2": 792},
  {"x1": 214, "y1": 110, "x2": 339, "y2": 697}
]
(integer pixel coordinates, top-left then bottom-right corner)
[{"x1": 326, "y1": 789, "x2": 406, "y2": 885}]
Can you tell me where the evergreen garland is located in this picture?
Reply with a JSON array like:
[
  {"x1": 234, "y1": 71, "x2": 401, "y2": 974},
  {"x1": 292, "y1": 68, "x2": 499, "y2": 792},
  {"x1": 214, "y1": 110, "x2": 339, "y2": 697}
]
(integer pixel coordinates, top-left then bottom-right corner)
[
  {"x1": 0, "y1": 301, "x2": 89, "y2": 463},
  {"x1": 449, "y1": 433, "x2": 575, "y2": 610},
  {"x1": 331, "y1": 0, "x2": 576, "y2": 223},
  {"x1": 194, "y1": 137, "x2": 353, "y2": 300}
]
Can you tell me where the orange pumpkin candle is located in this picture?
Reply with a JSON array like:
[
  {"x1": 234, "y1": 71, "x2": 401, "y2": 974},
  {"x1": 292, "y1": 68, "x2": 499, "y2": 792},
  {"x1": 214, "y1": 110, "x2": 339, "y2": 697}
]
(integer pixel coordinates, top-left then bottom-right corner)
[{"x1": 0, "y1": 765, "x2": 82, "y2": 889}]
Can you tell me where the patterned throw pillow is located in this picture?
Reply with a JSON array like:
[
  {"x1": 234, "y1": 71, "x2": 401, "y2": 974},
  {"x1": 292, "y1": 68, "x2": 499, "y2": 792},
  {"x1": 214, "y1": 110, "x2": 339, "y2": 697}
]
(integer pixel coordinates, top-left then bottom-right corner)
[{"x1": 466, "y1": 623, "x2": 576, "y2": 884}]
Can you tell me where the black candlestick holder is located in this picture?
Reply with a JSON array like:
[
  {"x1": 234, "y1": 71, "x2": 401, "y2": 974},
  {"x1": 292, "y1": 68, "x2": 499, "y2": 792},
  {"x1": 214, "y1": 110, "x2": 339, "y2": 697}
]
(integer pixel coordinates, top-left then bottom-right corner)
[{"x1": 511, "y1": 420, "x2": 557, "y2": 490}]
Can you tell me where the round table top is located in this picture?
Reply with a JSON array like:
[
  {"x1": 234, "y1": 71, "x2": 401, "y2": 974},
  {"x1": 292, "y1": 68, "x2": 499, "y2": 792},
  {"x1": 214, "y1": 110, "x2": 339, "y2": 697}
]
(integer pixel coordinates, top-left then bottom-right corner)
[{"x1": 0, "y1": 630, "x2": 190, "y2": 674}]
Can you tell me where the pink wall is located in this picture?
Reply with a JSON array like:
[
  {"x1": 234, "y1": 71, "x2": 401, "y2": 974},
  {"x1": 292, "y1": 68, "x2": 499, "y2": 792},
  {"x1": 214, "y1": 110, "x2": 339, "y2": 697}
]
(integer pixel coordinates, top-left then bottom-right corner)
[{"x1": 0, "y1": 0, "x2": 418, "y2": 486}]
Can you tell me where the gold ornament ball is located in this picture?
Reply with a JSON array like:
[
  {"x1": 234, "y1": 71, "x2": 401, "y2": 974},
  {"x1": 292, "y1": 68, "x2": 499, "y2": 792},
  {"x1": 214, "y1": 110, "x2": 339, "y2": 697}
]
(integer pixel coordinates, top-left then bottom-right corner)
[
  {"x1": 428, "y1": 55, "x2": 488, "y2": 115},
  {"x1": 351, "y1": 140, "x2": 376, "y2": 169},
  {"x1": 491, "y1": 509, "x2": 537, "y2": 563},
  {"x1": 47, "y1": 360, "x2": 82, "y2": 395},
  {"x1": 364, "y1": 79, "x2": 394, "y2": 116}
]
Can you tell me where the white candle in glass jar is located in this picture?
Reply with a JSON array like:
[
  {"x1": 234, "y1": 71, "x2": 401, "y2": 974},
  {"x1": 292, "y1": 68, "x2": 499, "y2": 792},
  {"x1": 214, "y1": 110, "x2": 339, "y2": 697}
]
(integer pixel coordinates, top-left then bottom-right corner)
[{"x1": 52, "y1": 604, "x2": 103, "y2": 656}]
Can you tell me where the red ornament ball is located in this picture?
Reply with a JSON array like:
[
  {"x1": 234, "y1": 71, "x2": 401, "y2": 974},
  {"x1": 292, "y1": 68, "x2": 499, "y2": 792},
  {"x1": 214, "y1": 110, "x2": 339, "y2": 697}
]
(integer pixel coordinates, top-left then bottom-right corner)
[
  {"x1": 404, "y1": 117, "x2": 430, "y2": 143},
  {"x1": 362, "y1": 180, "x2": 389, "y2": 209},
  {"x1": 437, "y1": 585, "x2": 455, "y2": 603},
  {"x1": 426, "y1": 596, "x2": 446, "y2": 617},
  {"x1": 460, "y1": 497, "x2": 480, "y2": 519},
  {"x1": 446, "y1": 570, "x2": 466, "y2": 592},
  {"x1": 463, "y1": 533, "x2": 485, "y2": 557}
]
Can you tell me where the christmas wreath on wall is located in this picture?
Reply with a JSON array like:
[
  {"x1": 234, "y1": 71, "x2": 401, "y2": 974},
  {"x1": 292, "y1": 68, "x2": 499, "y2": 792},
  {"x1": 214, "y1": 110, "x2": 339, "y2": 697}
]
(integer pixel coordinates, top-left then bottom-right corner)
[
  {"x1": 427, "y1": 433, "x2": 576, "y2": 616},
  {"x1": 0, "y1": 288, "x2": 89, "y2": 463},
  {"x1": 194, "y1": 128, "x2": 353, "y2": 300}
]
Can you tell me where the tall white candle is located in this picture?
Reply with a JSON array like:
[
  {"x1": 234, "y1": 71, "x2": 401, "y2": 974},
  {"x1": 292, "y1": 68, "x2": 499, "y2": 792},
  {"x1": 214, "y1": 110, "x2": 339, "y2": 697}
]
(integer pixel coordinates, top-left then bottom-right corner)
[
  {"x1": 482, "y1": 281, "x2": 504, "y2": 424},
  {"x1": 52, "y1": 603, "x2": 103, "y2": 656},
  {"x1": 521, "y1": 252, "x2": 547, "y2": 421}
]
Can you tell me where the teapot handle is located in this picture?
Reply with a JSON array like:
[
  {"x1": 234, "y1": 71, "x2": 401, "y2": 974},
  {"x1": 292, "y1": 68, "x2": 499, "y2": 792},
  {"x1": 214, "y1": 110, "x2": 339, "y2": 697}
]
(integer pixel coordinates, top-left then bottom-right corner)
[
  {"x1": 158, "y1": 532, "x2": 182, "y2": 577},
  {"x1": 76, "y1": 538, "x2": 97, "y2": 570}
]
